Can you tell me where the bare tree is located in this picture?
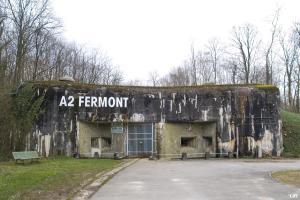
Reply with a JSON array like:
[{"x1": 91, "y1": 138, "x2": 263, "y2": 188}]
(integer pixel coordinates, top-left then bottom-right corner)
[
  {"x1": 148, "y1": 70, "x2": 160, "y2": 86},
  {"x1": 295, "y1": 22, "x2": 300, "y2": 39},
  {"x1": 196, "y1": 50, "x2": 213, "y2": 84},
  {"x1": 31, "y1": 27, "x2": 55, "y2": 80},
  {"x1": 160, "y1": 65, "x2": 191, "y2": 86},
  {"x1": 223, "y1": 58, "x2": 239, "y2": 84},
  {"x1": 189, "y1": 44, "x2": 197, "y2": 85},
  {"x1": 5, "y1": 0, "x2": 58, "y2": 85},
  {"x1": 279, "y1": 30, "x2": 298, "y2": 107},
  {"x1": 264, "y1": 8, "x2": 280, "y2": 84},
  {"x1": 0, "y1": 6, "x2": 11, "y2": 86},
  {"x1": 206, "y1": 38, "x2": 224, "y2": 83},
  {"x1": 294, "y1": 24, "x2": 300, "y2": 111},
  {"x1": 232, "y1": 24, "x2": 261, "y2": 84},
  {"x1": 126, "y1": 79, "x2": 144, "y2": 86},
  {"x1": 295, "y1": 54, "x2": 300, "y2": 112}
]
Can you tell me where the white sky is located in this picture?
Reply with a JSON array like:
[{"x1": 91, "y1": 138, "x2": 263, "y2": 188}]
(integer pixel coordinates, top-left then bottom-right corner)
[{"x1": 51, "y1": 0, "x2": 300, "y2": 82}]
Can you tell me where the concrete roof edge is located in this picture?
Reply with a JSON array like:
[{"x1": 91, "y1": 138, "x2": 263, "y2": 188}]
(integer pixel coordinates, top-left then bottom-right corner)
[{"x1": 29, "y1": 81, "x2": 279, "y2": 92}]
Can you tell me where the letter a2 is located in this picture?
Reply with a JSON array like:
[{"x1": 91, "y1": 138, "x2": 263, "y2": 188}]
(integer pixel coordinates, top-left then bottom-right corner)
[{"x1": 59, "y1": 96, "x2": 67, "y2": 106}]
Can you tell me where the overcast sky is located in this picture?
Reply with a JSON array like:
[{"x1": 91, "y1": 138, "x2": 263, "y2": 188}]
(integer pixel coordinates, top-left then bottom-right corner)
[{"x1": 51, "y1": 0, "x2": 300, "y2": 82}]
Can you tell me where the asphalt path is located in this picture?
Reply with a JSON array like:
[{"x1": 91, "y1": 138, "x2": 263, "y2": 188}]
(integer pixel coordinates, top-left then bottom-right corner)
[{"x1": 90, "y1": 159, "x2": 300, "y2": 200}]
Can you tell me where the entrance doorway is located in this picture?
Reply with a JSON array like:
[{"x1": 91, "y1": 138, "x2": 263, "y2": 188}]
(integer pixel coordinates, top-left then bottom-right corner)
[{"x1": 127, "y1": 123, "x2": 154, "y2": 157}]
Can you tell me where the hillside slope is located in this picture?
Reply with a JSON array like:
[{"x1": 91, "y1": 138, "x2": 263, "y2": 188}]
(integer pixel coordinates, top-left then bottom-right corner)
[{"x1": 282, "y1": 110, "x2": 300, "y2": 157}]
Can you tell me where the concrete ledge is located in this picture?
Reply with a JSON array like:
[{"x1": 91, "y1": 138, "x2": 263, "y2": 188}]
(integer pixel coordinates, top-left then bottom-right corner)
[{"x1": 72, "y1": 159, "x2": 139, "y2": 200}]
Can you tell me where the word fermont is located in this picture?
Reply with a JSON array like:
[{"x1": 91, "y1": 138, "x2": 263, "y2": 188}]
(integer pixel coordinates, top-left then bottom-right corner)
[{"x1": 59, "y1": 96, "x2": 129, "y2": 108}]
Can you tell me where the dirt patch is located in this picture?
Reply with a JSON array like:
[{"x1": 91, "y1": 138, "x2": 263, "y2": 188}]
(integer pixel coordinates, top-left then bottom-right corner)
[{"x1": 272, "y1": 170, "x2": 300, "y2": 187}]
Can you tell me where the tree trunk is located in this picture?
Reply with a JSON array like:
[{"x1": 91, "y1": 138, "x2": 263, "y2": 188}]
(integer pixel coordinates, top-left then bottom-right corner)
[{"x1": 287, "y1": 75, "x2": 292, "y2": 108}]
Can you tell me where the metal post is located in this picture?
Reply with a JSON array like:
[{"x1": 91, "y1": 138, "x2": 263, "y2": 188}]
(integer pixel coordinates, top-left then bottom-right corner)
[
  {"x1": 236, "y1": 127, "x2": 239, "y2": 159},
  {"x1": 151, "y1": 123, "x2": 154, "y2": 156},
  {"x1": 126, "y1": 124, "x2": 129, "y2": 157}
]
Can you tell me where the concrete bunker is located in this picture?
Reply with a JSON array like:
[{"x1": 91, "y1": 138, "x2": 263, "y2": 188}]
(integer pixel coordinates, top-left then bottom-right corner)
[{"x1": 28, "y1": 81, "x2": 282, "y2": 159}]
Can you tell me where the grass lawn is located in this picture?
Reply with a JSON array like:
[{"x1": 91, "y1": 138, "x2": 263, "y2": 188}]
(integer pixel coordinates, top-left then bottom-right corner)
[
  {"x1": 0, "y1": 157, "x2": 122, "y2": 200},
  {"x1": 272, "y1": 170, "x2": 300, "y2": 187},
  {"x1": 282, "y1": 110, "x2": 300, "y2": 157}
]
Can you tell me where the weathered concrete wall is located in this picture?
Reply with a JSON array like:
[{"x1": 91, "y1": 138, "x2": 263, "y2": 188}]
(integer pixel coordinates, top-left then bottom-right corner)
[
  {"x1": 78, "y1": 122, "x2": 112, "y2": 157},
  {"x1": 158, "y1": 122, "x2": 216, "y2": 158},
  {"x1": 31, "y1": 81, "x2": 282, "y2": 157}
]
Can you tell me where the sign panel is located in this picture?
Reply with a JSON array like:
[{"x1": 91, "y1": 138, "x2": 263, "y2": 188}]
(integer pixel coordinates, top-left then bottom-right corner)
[
  {"x1": 111, "y1": 122, "x2": 123, "y2": 134},
  {"x1": 58, "y1": 96, "x2": 129, "y2": 108}
]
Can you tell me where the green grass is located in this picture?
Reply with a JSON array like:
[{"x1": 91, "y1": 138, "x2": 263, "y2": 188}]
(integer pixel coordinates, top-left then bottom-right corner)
[
  {"x1": 282, "y1": 110, "x2": 300, "y2": 157},
  {"x1": 272, "y1": 170, "x2": 300, "y2": 187},
  {"x1": 0, "y1": 157, "x2": 122, "y2": 200}
]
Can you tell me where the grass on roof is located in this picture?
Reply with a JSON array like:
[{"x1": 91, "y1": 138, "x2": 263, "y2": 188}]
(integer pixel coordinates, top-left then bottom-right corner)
[{"x1": 31, "y1": 80, "x2": 279, "y2": 92}]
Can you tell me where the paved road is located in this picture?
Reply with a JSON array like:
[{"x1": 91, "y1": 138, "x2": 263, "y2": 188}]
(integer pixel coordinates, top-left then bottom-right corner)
[{"x1": 90, "y1": 159, "x2": 300, "y2": 200}]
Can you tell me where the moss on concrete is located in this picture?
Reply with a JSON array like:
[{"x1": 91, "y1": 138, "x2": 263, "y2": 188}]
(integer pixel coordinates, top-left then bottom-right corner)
[{"x1": 31, "y1": 80, "x2": 279, "y2": 93}]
